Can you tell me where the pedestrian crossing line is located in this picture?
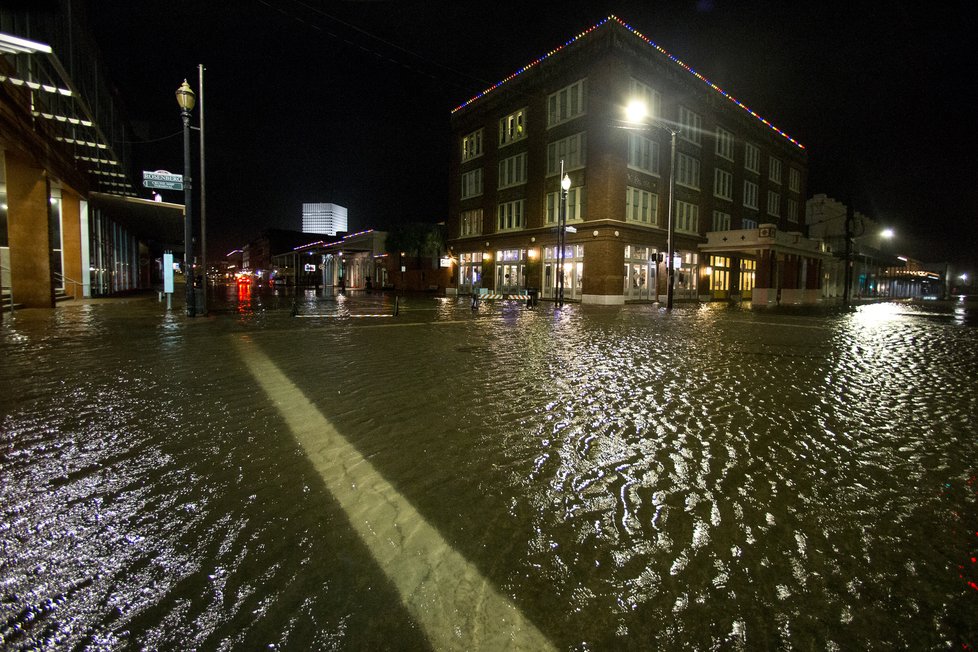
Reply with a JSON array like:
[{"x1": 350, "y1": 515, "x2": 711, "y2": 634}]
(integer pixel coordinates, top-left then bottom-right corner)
[{"x1": 235, "y1": 339, "x2": 554, "y2": 651}]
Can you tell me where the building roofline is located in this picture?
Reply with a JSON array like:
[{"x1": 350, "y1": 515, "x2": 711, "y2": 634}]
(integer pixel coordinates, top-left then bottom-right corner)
[{"x1": 450, "y1": 15, "x2": 804, "y2": 150}]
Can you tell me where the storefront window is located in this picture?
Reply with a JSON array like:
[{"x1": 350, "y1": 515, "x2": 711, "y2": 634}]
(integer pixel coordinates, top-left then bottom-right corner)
[
  {"x1": 739, "y1": 259, "x2": 756, "y2": 295},
  {"x1": 458, "y1": 252, "x2": 483, "y2": 292},
  {"x1": 674, "y1": 251, "x2": 698, "y2": 299},
  {"x1": 624, "y1": 244, "x2": 657, "y2": 300},
  {"x1": 543, "y1": 245, "x2": 583, "y2": 300},
  {"x1": 708, "y1": 255, "x2": 730, "y2": 294}
]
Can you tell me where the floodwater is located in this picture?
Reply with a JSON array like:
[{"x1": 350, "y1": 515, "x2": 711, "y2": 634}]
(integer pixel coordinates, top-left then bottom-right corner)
[{"x1": 2, "y1": 288, "x2": 977, "y2": 650}]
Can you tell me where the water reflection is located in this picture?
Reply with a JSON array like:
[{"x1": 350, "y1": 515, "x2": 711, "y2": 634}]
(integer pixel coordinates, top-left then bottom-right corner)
[{"x1": 1, "y1": 296, "x2": 976, "y2": 649}]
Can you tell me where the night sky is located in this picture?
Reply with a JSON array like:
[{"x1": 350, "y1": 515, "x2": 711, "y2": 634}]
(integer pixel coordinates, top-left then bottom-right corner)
[{"x1": 84, "y1": 0, "x2": 976, "y2": 269}]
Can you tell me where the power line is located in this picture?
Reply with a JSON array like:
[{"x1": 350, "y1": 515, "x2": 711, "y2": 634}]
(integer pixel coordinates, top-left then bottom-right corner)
[{"x1": 254, "y1": 0, "x2": 490, "y2": 91}]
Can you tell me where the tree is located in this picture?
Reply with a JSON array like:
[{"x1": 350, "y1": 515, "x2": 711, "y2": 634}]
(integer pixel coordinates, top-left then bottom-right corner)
[{"x1": 385, "y1": 222, "x2": 446, "y2": 267}]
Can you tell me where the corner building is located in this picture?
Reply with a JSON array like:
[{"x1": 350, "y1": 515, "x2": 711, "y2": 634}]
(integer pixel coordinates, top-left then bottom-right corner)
[{"x1": 448, "y1": 16, "x2": 824, "y2": 305}]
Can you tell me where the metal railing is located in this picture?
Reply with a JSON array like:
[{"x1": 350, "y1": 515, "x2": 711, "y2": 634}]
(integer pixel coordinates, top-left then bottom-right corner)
[
  {"x1": 54, "y1": 271, "x2": 84, "y2": 298},
  {"x1": 1, "y1": 264, "x2": 13, "y2": 315}
]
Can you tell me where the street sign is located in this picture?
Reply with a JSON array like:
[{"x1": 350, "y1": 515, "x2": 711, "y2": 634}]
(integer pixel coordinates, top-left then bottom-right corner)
[
  {"x1": 565, "y1": 225, "x2": 577, "y2": 233},
  {"x1": 142, "y1": 170, "x2": 183, "y2": 191},
  {"x1": 143, "y1": 179, "x2": 183, "y2": 190}
]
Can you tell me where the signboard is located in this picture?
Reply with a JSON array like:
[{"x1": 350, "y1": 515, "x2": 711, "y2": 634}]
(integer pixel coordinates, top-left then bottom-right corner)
[
  {"x1": 304, "y1": 264, "x2": 316, "y2": 272},
  {"x1": 439, "y1": 257, "x2": 452, "y2": 268},
  {"x1": 163, "y1": 252, "x2": 174, "y2": 293},
  {"x1": 142, "y1": 170, "x2": 183, "y2": 191}
]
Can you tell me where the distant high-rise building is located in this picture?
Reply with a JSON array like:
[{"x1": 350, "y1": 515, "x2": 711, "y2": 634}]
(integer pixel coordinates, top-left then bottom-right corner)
[{"x1": 302, "y1": 203, "x2": 348, "y2": 235}]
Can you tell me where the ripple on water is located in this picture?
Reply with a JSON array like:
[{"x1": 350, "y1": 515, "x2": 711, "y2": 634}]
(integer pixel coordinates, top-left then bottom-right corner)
[{"x1": 2, "y1": 298, "x2": 977, "y2": 649}]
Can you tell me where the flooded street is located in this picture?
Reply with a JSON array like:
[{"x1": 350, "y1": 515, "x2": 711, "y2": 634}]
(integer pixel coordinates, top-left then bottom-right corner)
[{"x1": 2, "y1": 291, "x2": 977, "y2": 650}]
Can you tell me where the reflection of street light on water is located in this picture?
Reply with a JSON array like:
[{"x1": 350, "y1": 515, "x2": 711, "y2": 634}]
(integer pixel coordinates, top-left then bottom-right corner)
[{"x1": 623, "y1": 99, "x2": 679, "y2": 310}]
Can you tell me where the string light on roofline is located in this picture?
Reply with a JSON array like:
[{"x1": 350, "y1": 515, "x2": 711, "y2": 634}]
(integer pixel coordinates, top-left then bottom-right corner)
[{"x1": 451, "y1": 15, "x2": 804, "y2": 150}]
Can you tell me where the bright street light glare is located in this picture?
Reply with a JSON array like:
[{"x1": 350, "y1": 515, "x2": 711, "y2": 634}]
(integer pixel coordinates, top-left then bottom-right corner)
[
  {"x1": 625, "y1": 99, "x2": 648, "y2": 123},
  {"x1": 881, "y1": 228, "x2": 895, "y2": 239}
]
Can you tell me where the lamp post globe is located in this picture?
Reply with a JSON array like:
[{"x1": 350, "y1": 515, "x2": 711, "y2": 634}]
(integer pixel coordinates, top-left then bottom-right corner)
[{"x1": 176, "y1": 79, "x2": 196, "y2": 317}]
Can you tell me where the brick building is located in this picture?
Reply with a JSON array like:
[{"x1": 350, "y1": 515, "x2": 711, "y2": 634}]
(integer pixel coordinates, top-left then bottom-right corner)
[{"x1": 448, "y1": 16, "x2": 827, "y2": 305}]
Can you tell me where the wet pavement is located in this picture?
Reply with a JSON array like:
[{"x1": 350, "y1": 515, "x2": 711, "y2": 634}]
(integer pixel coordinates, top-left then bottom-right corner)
[{"x1": 2, "y1": 288, "x2": 977, "y2": 650}]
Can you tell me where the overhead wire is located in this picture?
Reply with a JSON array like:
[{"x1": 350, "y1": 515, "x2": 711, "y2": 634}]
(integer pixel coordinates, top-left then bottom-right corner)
[{"x1": 254, "y1": 0, "x2": 491, "y2": 93}]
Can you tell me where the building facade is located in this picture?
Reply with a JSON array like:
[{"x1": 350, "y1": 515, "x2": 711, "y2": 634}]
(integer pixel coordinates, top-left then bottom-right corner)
[
  {"x1": 1, "y1": 2, "x2": 181, "y2": 315},
  {"x1": 271, "y1": 229, "x2": 389, "y2": 290},
  {"x1": 448, "y1": 16, "x2": 825, "y2": 305},
  {"x1": 302, "y1": 203, "x2": 348, "y2": 236},
  {"x1": 805, "y1": 193, "x2": 943, "y2": 300}
]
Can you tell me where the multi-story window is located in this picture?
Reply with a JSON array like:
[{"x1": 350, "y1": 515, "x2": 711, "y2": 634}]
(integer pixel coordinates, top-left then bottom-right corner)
[
  {"x1": 715, "y1": 127, "x2": 734, "y2": 161},
  {"x1": 462, "y1": 129, "x2": 483, "y2": 161},
  {"x1": 789, "y1": 167, "x2": 801, "y2": 193},
  {"x1": 625, "y1": 187, "x2": 658, "y2": 225},
  {"x1": 499, "y1": 108, "x2": 527, "y2": 147},
  {"x1": 787, "y1": 198, "x2": 799, "y2": 223},
  {"x1": 461, "y1": 168, "x2": 483, "y2": 199},
  {"x1": 460, "y1": 209, "x2": 483, "y2": 236},
  {"x1": 545, "y1": 187, "x2": 585, "y2": 223},
  {"x1": 675, "y1": 200, "x2": 699, "y2": 234},
  {"x1": 497, "y1": 199, "x2": 525, "y2": 231},
  {"x1": 769, "y1": 156, "x2": 782, "y2": 184},
  {"x1": 679, "y1": 106, "x2": 702, "y2": 145},
  {"x1": 629, "y1": 78, "x2": 661, "y2": 120},
  {"x1": 676, "y1": 153, "x2": 700, "y2": 189},
  {"x1": 744, "y1": 142, "x2": 760, "y2": 173},
  {"x1": 766, "y1": 190, "x2": 781, "y2": 217},
  {"x1": 714, "y1": 168, "x2": 733, "y2": 200},
  {"x1": 742, "y1": 217, "x2": 758, "y2": 230},
  {"x1": 627, "y1": 133, "x2": 659, "y2": 175},
  {"x1": 743, "y1": 180, "x2": 758, "y2": 209},
  {"x1": 547, "y1": 79, "x2": 586, "y2": 127},
  {"x1": 712, "y1": 210, "x2": 731, "y2": 231},
  {"x1": 498, "y1": 152, "x2": 527, "y2": 189},
  {"x1": 546, "y1": 132, "x2": 586, "y2": 175}
]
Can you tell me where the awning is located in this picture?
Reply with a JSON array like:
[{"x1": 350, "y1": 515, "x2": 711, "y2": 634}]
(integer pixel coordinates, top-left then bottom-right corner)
[{"x1": 89, "y1": 193, "x2": 184, "y2": 246}]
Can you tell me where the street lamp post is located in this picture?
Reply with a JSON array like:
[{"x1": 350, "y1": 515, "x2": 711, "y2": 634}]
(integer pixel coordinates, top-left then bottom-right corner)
[
  {"x1": 843, "y1": 202, "x2": 854, "y2": 309},
  {"x1": 664, "y1": 127, "x2": 678, "y2": 311},
  {"x1": 842, "y1": 204, "x2": 894, "y2": 307},
  {"x1": 624, "y1": 100, "x2": 680, "y2": 310},
  {"x1": 556, "y1": 161, "x2": 571, "y2": 308},
  {"x1": 176, "y1": 79, "x2": 196, "y2": 317}
]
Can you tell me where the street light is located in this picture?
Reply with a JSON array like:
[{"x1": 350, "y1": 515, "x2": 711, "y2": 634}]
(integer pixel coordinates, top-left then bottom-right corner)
[
  {"x1": 176, "y1": 79, "x2": 196, "y2": 317},
  {"x1": 623, "y1": 99, "x2": 679, "y2": 310},
  {"x1": 556, "y1": 162, "x2": 571, "y2": 308}
]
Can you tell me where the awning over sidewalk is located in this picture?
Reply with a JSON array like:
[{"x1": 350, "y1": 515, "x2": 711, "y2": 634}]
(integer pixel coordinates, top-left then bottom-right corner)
[
  {"x1": 89, "y1": 193, "x2": 184, "y2": 246},
  {"x1": 699, "y1": 224, "x2": 832, "y2": 260}
]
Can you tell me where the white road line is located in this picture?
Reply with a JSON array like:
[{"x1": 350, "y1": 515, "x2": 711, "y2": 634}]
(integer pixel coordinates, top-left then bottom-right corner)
[{"x1": 235, "y1": 339, "x2": 554, "y2": 651}]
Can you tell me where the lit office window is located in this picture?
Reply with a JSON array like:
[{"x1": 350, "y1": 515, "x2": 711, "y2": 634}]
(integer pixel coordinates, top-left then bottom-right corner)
[
  {"x1": 499, "y1": 108, "x2": 527, "y2": 147},
  {"x1": 462, "y1": 129, "x2": 483, "y2": 161}
]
